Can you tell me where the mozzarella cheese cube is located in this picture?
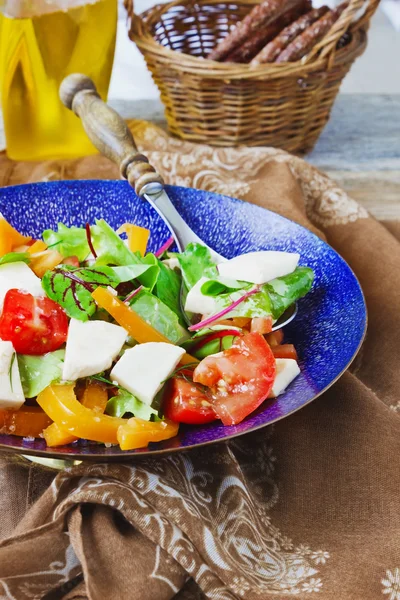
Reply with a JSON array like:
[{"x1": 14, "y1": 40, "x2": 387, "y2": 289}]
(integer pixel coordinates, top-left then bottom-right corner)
[
  {"x1": 0, "y1": 262, "x2": 44, "y2": 312},
  {"x1": 217, "y1": 251, "x2": 300, "y2": 285},
  {"x1": 62, "y1": 319, "x2": 127, "y2": 381},
  {"x1": 269, "y1": 358, "x2": 300, "y2": 398},
  {"x1": 0, "y1": 341, "x2": 25, "y2": 409},
  {"x1": 110, "y1": 342, "x2": 185, "y2": 406},
  {"x1": 162, "y1": 257, "x2": 181, "y2": 271},
  {"x1": 184, "y1": 277, "x2": 219, "y2": 315}
]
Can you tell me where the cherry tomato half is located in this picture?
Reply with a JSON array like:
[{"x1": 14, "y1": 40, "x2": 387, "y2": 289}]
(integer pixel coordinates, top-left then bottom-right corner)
[
  {"x1": 193, "y1": 332, "x2": 276, "y2": 426},
  {"x1": 0, "y1": 289, "x2": 68, "y2": 355},
  {"x1": 163, "y1": 378, "x2": 217, "y2": 425},
  {"x1": 271, "y1": 344, "x2": 298, "y2": 361}
]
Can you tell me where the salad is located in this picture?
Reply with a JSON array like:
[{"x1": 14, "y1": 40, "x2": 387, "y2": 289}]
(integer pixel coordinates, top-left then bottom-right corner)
[{"x1": 0, "y1": 214, "x2": 314, "y2": 450}]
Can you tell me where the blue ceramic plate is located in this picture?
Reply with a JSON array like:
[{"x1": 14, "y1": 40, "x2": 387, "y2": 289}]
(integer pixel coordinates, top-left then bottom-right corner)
[{"x1": 0, "y1": 180, "x2": 366, "y2": 460}]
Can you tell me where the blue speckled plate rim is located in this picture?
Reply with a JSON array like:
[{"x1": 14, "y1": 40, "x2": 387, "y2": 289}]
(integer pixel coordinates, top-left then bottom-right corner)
[{"x1": 0, "y1": 180, "x2": 368, "y2": 461}]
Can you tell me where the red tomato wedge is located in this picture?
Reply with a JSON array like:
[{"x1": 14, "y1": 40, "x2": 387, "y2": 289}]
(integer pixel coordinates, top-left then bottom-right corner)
[
  {"x1": 265, "y1": 330, "x2": 284, "y2": 347},
  {"x1": 271, "y1": 344, "x2": 298, "y2": 361},
  {"x1": 163, "y1": 378, "x2": 217, "y2": 425},
  {"x1": 0, "y1": 289, "x2": 68, "y2": 355},
  {"x1": 193, "y1": 332, "x2": 276, "y2": 426},
  {"x1": 250, "y1": 316, "x2": 273, "y2": 335},
  {"x1": 62, "y1": 255, "x2": 80, "y2": 267}
]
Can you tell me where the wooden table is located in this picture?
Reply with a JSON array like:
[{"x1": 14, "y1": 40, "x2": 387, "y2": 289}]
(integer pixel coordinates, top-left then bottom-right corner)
[{"x1": 308, "y1": 94, "x2": 400, "y2": 221}]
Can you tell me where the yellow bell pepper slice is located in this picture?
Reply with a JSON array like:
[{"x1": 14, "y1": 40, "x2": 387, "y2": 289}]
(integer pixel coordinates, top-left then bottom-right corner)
[
  {"x1": 43, "y1": 381, "x2": 109, "y2": 447},
  {"x1": 30, "y1": 249, "x2": 63, "y2": 278},
  {"x1": 0, "y1": 406, "x2": 52, "y2": 438},
  {"x1": 38, "y1": 383, "x2": 179, "y2": 450},
  {"x1": 80, "y1": 381, "x2": 109, "y2": 412},
  {"x1": 27, "y1": 240, "x2": 48, "y2": 254},
  {"x1": 92, "y1": 287, "x2": 197, "y2": 366},
  {"x1": 37, "y1": 384, "x2": 127, "y2": 444},
  {"x1": 117, "y1": 417, "x2": 179, "y2": 450},
  {"x1": 0, "y1": 216, "x2": 31, "y2": 256},
  {"x1": 117, "y1": 223, "x2": 150, "y2": 256}
]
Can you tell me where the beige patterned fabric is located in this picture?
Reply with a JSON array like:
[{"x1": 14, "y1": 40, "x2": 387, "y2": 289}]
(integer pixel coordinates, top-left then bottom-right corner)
[{"x1": 0, "y1": 122, "x2": 399, "y2": 600}]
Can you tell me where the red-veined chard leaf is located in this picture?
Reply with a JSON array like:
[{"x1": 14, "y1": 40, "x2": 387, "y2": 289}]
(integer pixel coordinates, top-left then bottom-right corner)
[{"x1": 41, "y1": 264, "x2": 152, "y2": 321}]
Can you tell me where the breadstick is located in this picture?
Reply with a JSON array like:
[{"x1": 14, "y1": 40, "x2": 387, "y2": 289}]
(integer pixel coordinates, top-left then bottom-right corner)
[
  {"x1": 225, "y1": 1, "x2": 311, "y2": 63},
  {"x1": 275, "y1": 2, "x2": 349, "y2": 63},
  {"x1": 336, "y1": 31, "x2": 351, "y2": 48},
  {"x1": 207, "y1": 0, "x2": 308, "y2": 62},
  {"x1": 251, "y1": 5, "x2": 329, "y2": 65}
]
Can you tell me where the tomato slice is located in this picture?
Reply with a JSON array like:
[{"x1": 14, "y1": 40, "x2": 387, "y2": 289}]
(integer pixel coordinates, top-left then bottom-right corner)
[
  {"x1": 193, "y1": 332, "x2": 276, "y2": 426},
  {"x1": 0, "y1": 289, "x2": 68, "y2": 355},
  {"x1": 163, "y1": 378, "x2": 217, "y2": 425},
  {"x1": 265, "y1": 330, "x2": 284, "y2": 347},
  {"x1": 62, "y1": 256, "x2": 80, "y2": 267},
  {"x1": 250, "y1": 316, "x2": 273, "y2": 335},
  {"x1": 271, "y1": 344, "x2": 298, "y2": 360}
]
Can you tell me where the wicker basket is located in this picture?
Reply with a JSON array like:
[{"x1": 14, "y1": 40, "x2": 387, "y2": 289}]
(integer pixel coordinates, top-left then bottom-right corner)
[{"x1": 125, "y1": 0, "x2": 379, "y2": 152}]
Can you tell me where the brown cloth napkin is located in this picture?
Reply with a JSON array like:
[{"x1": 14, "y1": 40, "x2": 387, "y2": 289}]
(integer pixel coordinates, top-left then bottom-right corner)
[{"x1": 0, "y1": 122, "x2": 399, "y2": 600}]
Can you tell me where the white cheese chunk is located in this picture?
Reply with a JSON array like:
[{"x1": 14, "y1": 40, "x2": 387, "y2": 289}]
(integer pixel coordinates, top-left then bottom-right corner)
[
  {"x1": 110, "y1": 342, "x2": 185, "y2": 406},
  {"x1": 0, "y1": 341, "x2": 25, "y2": 409},
  {"x1": 269, "y1": 358, "x2": 300, "y2": 398},
  {"x1": 162, "y1": 257, "x2": 181, "y2": 271},
  {"x1": 0, "y1": 262, "x2": 44, "y2": 312},
  {"x1": 217, "y1": 251, "x2": 300, "y2": 285},
  {"x1": 62, "y1": 319, "x2": 127, "y2": 381},
  {"x1": 184, "y1": 277, "x2": 219, "y2": 315}
]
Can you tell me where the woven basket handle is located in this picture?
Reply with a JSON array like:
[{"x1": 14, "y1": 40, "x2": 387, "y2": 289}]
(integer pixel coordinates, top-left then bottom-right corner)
[
  {"x1": 59, "y1": 74, "x2": 164, "y2": 196},
  {"x1": 303, "y1": 0, "x2": 379, "y2": 66},
  {"x1": 123, "y1": 0, "x2": 146, "y2": 25}
]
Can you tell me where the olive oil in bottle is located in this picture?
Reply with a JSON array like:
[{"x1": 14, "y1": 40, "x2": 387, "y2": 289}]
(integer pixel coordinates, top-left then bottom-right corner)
[{"x1": 0, "y1": 0, "x2": 117, "y2": 160}]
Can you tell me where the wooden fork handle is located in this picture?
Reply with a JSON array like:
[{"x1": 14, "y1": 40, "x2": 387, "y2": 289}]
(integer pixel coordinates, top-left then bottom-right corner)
[{"x1": 59, "y1": 74, "x2": 164, "y2": 196}]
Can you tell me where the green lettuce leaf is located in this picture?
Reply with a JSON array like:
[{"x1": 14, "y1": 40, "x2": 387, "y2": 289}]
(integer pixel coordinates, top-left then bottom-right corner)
[
  {"x1": 177, "y1": 243, "x2": 218, "y2": 290},
  {"x1": 91, "y1": 219, "x2": 141, "y2": 267},
  {"x1": 17, "y1": 350, "x2": 65, "y2": 398},
  {"x1": 153, "y1": 260, "x2": 185, "y2": 324},
  {"x1": 105, "y1": 389, "x2": 160, "y2": 420},
  {"x1": 200, "y1": 278, "x2": 247, "y2": 297},
  {"x1": 191, "y1": 335, "x2": 237, "y2": 359},
  {"x1": 111, "y1": 264, "x2": 153, "y2": 282},
  {"x1": 139, "y1": 253, "x2": 161, "y2": 292},
  {"x1": 211, "y1": 267, "x2": 314, "y2": 320},
  {"x1": 129, "y1": 289, "x2": 188, "y2": 343},
  {"x1": 43, "y1": 223, "x2": 90, "y2": 262},
  {"x1": 0, "y1": 252, "x2": 30, "y2": 265},
  {"x1": 91, "y1": 220, "x2": 160, "y2": 289},
  {"x1": 264, "y1": 266, "x2": 314, "y2": 320},
  {"x1": 213, "y1": 286, "x2": 272, "y2": 319}
]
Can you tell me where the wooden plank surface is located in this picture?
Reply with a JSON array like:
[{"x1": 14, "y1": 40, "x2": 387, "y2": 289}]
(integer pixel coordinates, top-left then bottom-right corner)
[
  {"x1": 308, "y1": 95, "x2": 400, "y2": 172},
  {"x1": 307, "y1": 94, "x2": 400, "y2": 220}
]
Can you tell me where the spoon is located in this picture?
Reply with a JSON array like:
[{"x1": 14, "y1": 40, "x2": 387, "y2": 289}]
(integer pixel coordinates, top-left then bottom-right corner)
[{"x1": 59, "y1": 74, "x2": 296, "y2": 332}]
